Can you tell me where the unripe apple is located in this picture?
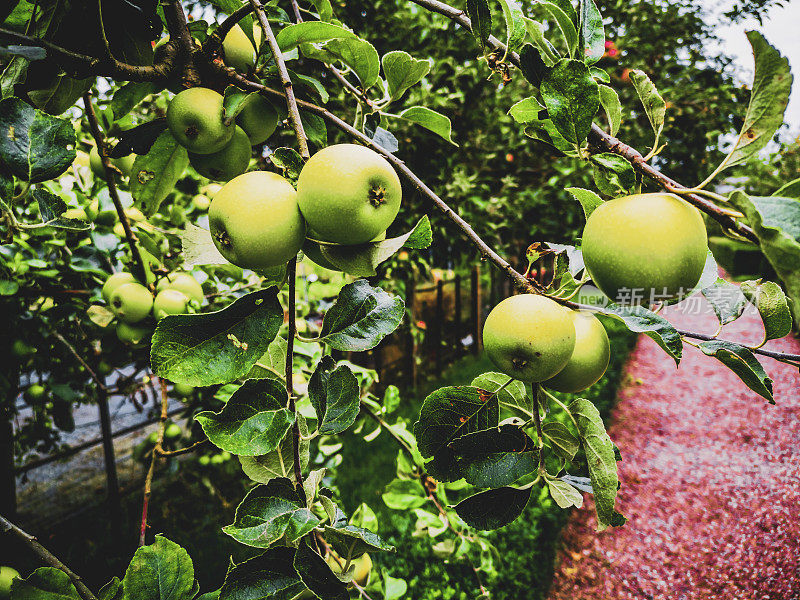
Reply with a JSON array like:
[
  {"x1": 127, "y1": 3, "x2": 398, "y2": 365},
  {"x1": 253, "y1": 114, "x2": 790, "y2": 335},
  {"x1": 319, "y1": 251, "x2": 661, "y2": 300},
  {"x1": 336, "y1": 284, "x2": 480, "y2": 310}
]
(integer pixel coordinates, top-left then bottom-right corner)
[
  {"x1": 236, "y1": 95, "x2": 278, "y2": 145},
  {"x1": 172, "y1": 382, "x2": 195, "y2": 398},
  {"x1": 222, "y1": 24, "x2": 256, "y2": 73},
  {"x1": 152, "y1": 289, "x2": 190, "y2": 319},
  {"x1": 198, "y1": 455, "x2": 210, "y2": 466},
  {"x1": 11, "y1": 339, "x2": 36, "y2": 359},
  {"x1": 189, "y1": 126, "x2": 251, "y2": 181},
  {"x1": 24, "y1": 384, "x2": 47, "y2": 405},
  {"x1": 157, "y1": 272, "x2": 204, "y2": 305},
  {"x1": 164, "y1": 422, "x2": 182, "y2": 440},
  {"x1": 114, "y1": 153, "x2": 136, "y2": 177},
  {"x1": 200, "y1": 183, "x2": 223, "y2": 198},
  {"x1": 582, "y1": 193, "x2": 708, "y2": 304},
  {"x1": 325, "y1": 552, "x2": 372, "y2": 586},
  {"x1": 0, "y1": 566, "x2": 20, "y2": 598},
  {"x1": 192, "y1": 194, "x2": 211, "y2": 211},
  {"x1": 166, "y1": 88, "x2": 235, "y2": 154},
  {"x1": 97, "y1": 360, "x2": 113, "y2": 376},
  {"x1": 109, "y1": 282, "x2": 153, "y2": 324},
  {"x1": 209, "y1": 171, "x2": 305, "y2": 269},
  {"x1": 543, "y1": 312, "x2": 610, "y2": 393},
  {"x1": 90, "y1": 146, "x2": 136, "y2": 179},
  {"x1": 102, "y1": 272, "x2": 136, "y2": 303},
  {"x1": 297, "y1": 144, "x2": 402, "y2": 244},
  {"x1": 116, "y1": 322, "x2": 151, "y2": 346},
  {"x1": 482, "y1": 295, "x2": 576, "y2": 382}
]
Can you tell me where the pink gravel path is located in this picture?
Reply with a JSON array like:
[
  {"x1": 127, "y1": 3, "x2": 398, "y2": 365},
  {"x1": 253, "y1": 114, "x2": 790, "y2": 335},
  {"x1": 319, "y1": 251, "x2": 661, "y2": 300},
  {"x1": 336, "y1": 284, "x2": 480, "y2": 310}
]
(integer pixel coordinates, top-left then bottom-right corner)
[{"x1": 548, "y1": 295, "x2": 800, "y2": 600}]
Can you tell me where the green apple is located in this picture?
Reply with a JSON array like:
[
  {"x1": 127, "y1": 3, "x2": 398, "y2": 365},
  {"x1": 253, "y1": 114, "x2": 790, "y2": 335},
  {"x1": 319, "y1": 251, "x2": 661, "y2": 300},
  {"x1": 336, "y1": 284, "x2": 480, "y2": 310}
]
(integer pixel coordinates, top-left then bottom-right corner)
[
  {"x1": 192, "y1": 194, "x2": 211, "y2": 211},
  {"x1": 109, "y1": 282, "x2": 153, "y2": 323},
  {"x1": 164, "y1": 422, "x2": 182, "y2": 440},
  {"x1": 325, "y1": 552, "x2": 372, "y2": 586},
  {"x1": 11, "y1": 339, "x2": 36, "y2": 359},
  {"x1": 147, "y1": 431, "x2": 159, "y2": 444},
  {"x1": 582, "y1": 193, "x2": 708, "y2": 304},
  {"x1": 210, "y1": 453, "x2": 225, "y2": 465},
  {"x1": 102, "y1": 272, "x2": 136, "y2": 303},
  {"x1": 482, "y1": 294, "x2": 575, "y2": 382},
  {"x1": 172, "y1": 382, "x2": 195, "y2": 398},
  {"x1": 189, "y1": 125, "x2": 251, "y2": 181},
  {"x1": 157, "y1": 272, "x2": 204, "y2": 304},
  {"x1": 222, "y1": 24, "x2": 256, "y2": 73},
  {"x1": 236, "y1": 94, "x2": 278, "y2": 145},
  {"x1": 296, "y1": 144, "x2": 402, "y2": 244},
  {"x1": 200, "y1": 183, "x2": 223, "y2": 198},
  {"x1": 166, "y1": 88, "x2": 234, "y2": 154},
  {"x1": 24, "y1": 384, "x2": 47, "y2": 405},
  {"x1": 209, "y1": 171, "x2": 305, "y2": 269},
  {"x1": 116, "y1": 321, "x2": 151, "y2": 346},
  {"x1": 97, "y1": 360, "x2": 113, "y2": 376},
  {"x1": 0, "y1": 566, "x2": 20, "y2": 598},
  {"x1": 543, "y1": 312, "x2": 610, "y2": 393},
  {"x1": 114, "y1": 153, "x2": 136, "y2": 177},
  {"x1": 90, "y1": 146, "x2": 136, "y2": 178},
  {"x1": 198, "y1": 455, "x2": 210, "y2": 466},
  {"x1": 152, "y1": 289, "x2": 190, "y2": 319}
]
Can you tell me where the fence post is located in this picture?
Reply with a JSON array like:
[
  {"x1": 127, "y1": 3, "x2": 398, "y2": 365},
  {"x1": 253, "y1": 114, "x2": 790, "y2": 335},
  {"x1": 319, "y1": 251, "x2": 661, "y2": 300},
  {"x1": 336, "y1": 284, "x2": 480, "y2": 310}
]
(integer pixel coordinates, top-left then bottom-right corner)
[
  {"x1": 471, "y1": 265, "x2": 481, "y2": 355},
  {"x1": 434, "y1": 279, "x2": 444, "y2": 373},
  {"x1": 405, "y1": 282, "x2": 416, "y2": 389},
  {"x1": 97, "y1": 393, "x2": 121, "y2": 519},
  {"x1": 0, "y1": 419, "x2": 16, "y2": 517}
]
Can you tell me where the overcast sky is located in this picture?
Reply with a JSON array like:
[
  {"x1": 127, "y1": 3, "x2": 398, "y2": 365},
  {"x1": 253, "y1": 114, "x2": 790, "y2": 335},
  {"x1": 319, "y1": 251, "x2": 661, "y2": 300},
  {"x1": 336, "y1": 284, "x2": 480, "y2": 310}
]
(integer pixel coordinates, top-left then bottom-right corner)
[{"x1": 706, "y1": 0, "x2": 800, "y2": 137}]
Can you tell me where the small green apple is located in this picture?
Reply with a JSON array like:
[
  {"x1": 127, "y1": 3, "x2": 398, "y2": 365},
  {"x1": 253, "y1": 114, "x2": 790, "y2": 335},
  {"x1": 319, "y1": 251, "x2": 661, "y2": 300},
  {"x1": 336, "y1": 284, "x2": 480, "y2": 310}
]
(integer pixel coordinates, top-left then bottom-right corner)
[
  {"x1": 189, "y1": 125, "x2": 251, "y2": 181},
  {"x1": 209, "y1": 171, "x2": 305, "y2": 269},
  {"x1": 236, "y1": 94, "x2": 278, "y2": 145},
  {"x1": 152, "y1": 289, "x2": 190, "y2": 319},
  {"x1": 325, "y1": 552, "x2": 372, "y2": 586},
  {"x1": 102, "y1": 272, "x2": 136, "y2": 303},
  {"x1": 222, "y1": 24, "x2": 256, "y2": 73},
  {"x1": 200, "y1": 183, "x2": 223, "y2": 198},
  {"x1": 172, "y1": 382, "x2": 195, "y2": 398},
  {"x1": 109, "y1": 282, "x2": 153, "y2": 323},
  {"x1": 192, "y1": 194, "x2": 211, "y2": 211},
  {"x1": 116, "y1": 322, "x2": 151, "y2": 346},
  {"x1": 97, "y1": 360, "x2": 113, "y2": 376},
  {"x1": 11, "y1": 339, "x2": 36, "y2": 359},
  {"x1": 166, "y1": 87, "x2": 234, "y2": 154},
  {"x1": 157, "y1": 272, "x2": 204, "y2": 304},
  {"x1": 198, "y1": 455, "x2": 210, "y2": 466},
  {"x1": 297, "y1": 144, "x2": 402, "y2": 244},
  {"x1": 543, "y1": 311, "x2": 610, "y2": 393},
  {"x1": 24, "y1": 384, "x2": 47, "y2": 405},
  {"x1": 582, "y1": 193, "x2": 708, "y2": 303},
  {"x1": 0, "y1": 566, "x2": 20, "y2": 598},
  {"x1": 482, "y1": 294, "x2": 576, "y2": 382},
  {"x1": 164, "y1": 423, "x2": 182, "y2": 440}
]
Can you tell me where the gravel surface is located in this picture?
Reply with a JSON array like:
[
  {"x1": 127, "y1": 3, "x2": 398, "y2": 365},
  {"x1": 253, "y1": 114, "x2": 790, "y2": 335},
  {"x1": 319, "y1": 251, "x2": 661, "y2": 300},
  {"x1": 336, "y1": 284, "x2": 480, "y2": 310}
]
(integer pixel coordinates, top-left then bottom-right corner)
[{"x1": 548, "y1": 296, "x2": 800, "y2": 600}]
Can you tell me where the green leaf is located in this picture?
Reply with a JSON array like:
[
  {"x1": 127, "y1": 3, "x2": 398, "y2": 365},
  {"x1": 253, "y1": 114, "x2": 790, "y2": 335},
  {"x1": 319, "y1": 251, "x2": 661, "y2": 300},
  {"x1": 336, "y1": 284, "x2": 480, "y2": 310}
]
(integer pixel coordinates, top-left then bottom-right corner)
[
  {"x1": 276, "y1": 22, "x2": 357, "y2": 51},
  {"x1": 122, "y1": 536, "x2": 194, "y2": 600},
  {"x1": 10, "y1": 567, "x2": 80, "y2": 600},
  {"x1": 382, "y1": 50, "x2": 432, "y2": 100},
  {"x1": 729, "y1": 191, "x2": 800, "y2": 325},
  {"x1": 293, "y1": 543, "x2": 348, "y2": 600},
  {"x1": 507, "y1": 97, "x2": 545, "y2": 124},
  {"x1": 565, "y1": 186, "x2": 603, "y2": 220},
  {"x1": 221, "y1": 86, "x2": 255, "y2": 122},
  {"x1": 702, "y1": 278, "x2": 748, "y2": 326},
  {"x1": 699, "y1": 340, "x2": 774, "y2": 403},
  {"x1": 32, "y1": 188, "x2": 91, "y2": 231},
  {"x1": 577, "y1": 0, "x2": 604, "y2": 64},
  {"x1": 590, "y1": 67, "x2": 610, "y2": 83},
  {"x1": 540, "y1": 59, "x2": 599, "y2": 144},
  {"x1": 323, "y1": 524, "x2": 394, "y2": 557},
  {"x1": 534, "y1": 1, "x2": 578, "y2": 57},
  {"x1": 308, "y1": 356, "x2": 360, "y2": 435},
  {"x1": 393, "y1": 106, "x2": 456, "y2": 145},
  {"x1": 453, "y1": 486, "x2": 531, "y2": 530},
  {"x1": 465, "y1": 0, "x2": 492, "y2": 51},
  {"x1": 547, "y1": 477, "x2": 584, "y2": 508},
  {"x1": 497, "y1": 0, "x2": 526, "y2": 55},
  {"x1": 541, "y1": 421, "x2": 580, "y2": 460},
  {"x1": 312, "y1": 216, "x2": 432, "y2": 277},
  {"x1": 302, "y1": 37, "x2": 380, "y2": 89},
  {"x1": 743, "y1": 280, "x2": 793, "y2": 343},
  {"x1": 98, "y1": 577, "x2": 123, "y2": 600},
  {"x1": 196, "y1": 379, "x2": 295, "y2": 456},
  {"x1": 299, "y1": 110, "x2": 327, "y2": 148},
  {"x1": 774, "y1": 177, "x2": 800, "y2": 198},
  {"x1": 310, "y1": 0, "x2": 333, "y2": 21},
  {"x1": 28, "y1": 74, "x2": 92, "y2": 116},
  {"x1": 247, "y1": 336, "x2": 287, "y2": 382},
  {"x1": 720, "y1": 32, "x2": 792, "y2": 171},
  {"x1": 268, "y1": 147, "x2": 304, "y2": 185},
  {"x1": 130, "y1": 130, "x2": 189, "y2": 216},
  {"x1": 350, "y1": 503, "x2": 379, "y2": 533},
  {"x1": 381, "y1": 573, "x2": 407, "y2": 600},
  {"x1": 223, "y1": 478, "x2": 320, "y2": 548},
  {"x1": 414, "y1": 386, "x2": 499, "y2": 458},
  {"x1": 110, "y1": 82, "x2": 159, "y2": 121},
  {"x1": 0, "y1": 97, "x2": 76, "y2": 182},
  {"x1": 219, "y1": 547, "x2": 304, "y2": 600},
  {"x1": 447, "y1": 425, "x2": 538, "y2": 487},
  {"x1": 381, "y1": 479, "x2": 428, "y2": 510},
  {"x1": 317, "y1": 280, "x2": 404, "y2": 351},
  {"x1": 471, "y1": 372, "x2": 530, "y2": 415},
  {"x1": 629, "y1": 69, "x2": 665, "y2": 148},
  {"x1": 593, "y1": 303, "x2": 682, "y2": 365},
  {"x1": 597, "y1": 84, "x2": 621, "y2": 136},
  {"x1": 240, "y1": 415, "x2": 310, "y2": 485},
  {"x1": 590, "y1": 153, "x2": 636, "y2": 196},
  {"x1": 151, "y1": 288, "x2": 283, "y2": 386},
  {"x1": 522, "y1": 19, "x2": 560, "y2": 66},
  {"x1": 569, "y1": 398, "x2": 618, "y2": 531}
]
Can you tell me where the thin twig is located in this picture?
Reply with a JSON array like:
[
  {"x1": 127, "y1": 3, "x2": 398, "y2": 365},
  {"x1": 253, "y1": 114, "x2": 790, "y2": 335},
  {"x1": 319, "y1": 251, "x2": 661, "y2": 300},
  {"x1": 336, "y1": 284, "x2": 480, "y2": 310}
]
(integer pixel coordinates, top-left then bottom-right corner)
[
  {"x1": 139, "y1": 378, "x2": 170, "y2": 547},
  {"x1": 156, "y1": 439, "x2": 209, "y2": 457},
  {"x1": 285, "y1": 259, "x2": 304, "y2": 486},
  {"x1": 52, "y1": 332, "x2": 108, "y2": 392},
  {"x1": 359, "y1": 401, "x2": 416, "y2": 458},
  {"x1": 0, "y1": 515, "x2": 99, "y2": 600},
  {"x1": 676, "y1": 329, "x2": 800, "y2": 363},
  {"x1": 82, "y1": 93, "x2": 149, "y2": 286},
  {"x1": 248, "y1": 0, "x2": 310, "y2": 158}
]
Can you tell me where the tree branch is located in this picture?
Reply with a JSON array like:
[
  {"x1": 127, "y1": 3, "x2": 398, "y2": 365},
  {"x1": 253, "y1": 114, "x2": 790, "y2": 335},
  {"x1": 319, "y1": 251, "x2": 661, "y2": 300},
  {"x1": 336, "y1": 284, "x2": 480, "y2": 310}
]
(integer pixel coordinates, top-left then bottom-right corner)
[
  {"x1": 52, "y1": 332, "x2": 108, "y2": 392},
  {"x1": 676, "y1": 329, "x2": 800, "y2": 363},
  {"x1": 248, "y1": 0, "x2": 310, "y2": 158},
  {"x1": 285, "y1": 259, "x2": 304, "y2": 486},
  {"x1": 160, "y1": 0, "x2": 202, "y2": 87},
  {"x1": 0, "y1": 514, "x2": 99, "y2": 600},
  {"x1": 82, "y1": 93, "x2": 150, "y2": 286},
  {"x1": 139, "y1": 378, "x2": 170, "y2": 547}
]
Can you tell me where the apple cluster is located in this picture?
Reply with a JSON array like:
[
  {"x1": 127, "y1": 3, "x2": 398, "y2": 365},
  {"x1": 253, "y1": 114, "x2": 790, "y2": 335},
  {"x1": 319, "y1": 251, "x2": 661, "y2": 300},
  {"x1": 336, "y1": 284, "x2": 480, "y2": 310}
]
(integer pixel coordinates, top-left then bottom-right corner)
[
  {"x1": 101, "y1": 271, "x2": 204, "y2": 346},
  {"x1": 483, "y1": 193, "x2": 708, "y2": 392},
  {"x1": 207, "y1": 144, "x2": 402, "y2": 271}
]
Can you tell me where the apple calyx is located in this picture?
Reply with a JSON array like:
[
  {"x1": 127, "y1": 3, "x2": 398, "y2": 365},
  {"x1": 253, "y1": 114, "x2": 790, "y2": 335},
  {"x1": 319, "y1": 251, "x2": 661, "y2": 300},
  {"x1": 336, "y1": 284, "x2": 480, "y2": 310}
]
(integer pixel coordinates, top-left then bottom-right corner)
[{"x1": 368, "y1": 185, "x2": 387, "y2": 207}]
